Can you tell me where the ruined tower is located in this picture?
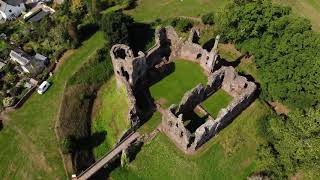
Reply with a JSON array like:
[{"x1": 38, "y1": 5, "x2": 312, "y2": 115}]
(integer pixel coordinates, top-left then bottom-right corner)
[{"x1": 110, "y1": 45, "x2": 148, "y2": 88}]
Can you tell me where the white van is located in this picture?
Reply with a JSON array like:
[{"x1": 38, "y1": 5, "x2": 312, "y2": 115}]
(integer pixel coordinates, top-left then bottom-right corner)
[{"x1": 37, "y1": 81, "x2": 50, "y2": 94}]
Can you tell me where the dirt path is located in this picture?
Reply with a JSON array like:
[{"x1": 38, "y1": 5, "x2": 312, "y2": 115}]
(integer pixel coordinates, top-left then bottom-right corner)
[
  {"x1": 179, "y1": 16, "x2": 201, "y2": 22},
  {"x1": 269, "y1": 101, "x2": 290, "y2": 115}
]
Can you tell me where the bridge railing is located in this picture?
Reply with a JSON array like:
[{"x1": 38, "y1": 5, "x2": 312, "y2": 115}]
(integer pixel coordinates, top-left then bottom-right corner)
[{"x1": 75, "y1": 131, "x2": 138, "y2": 179}]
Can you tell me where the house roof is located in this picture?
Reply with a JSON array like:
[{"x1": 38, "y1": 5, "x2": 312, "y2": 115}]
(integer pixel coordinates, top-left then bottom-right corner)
[
  {"x1": 34, "y1": 53, "x2": 47, "y2": 61},
  {"x1": 0, "y1": 61, "x2": 6, "y2": 69},
  {"x1": 10, "y1": 49, "x2": 32, "y2": 66},
  {"x1": 3, "y1": 0, "x2": 24, "y2": 6},
  {"x1": 0, "y1": 1, "x2": 7, "y2": 13}
]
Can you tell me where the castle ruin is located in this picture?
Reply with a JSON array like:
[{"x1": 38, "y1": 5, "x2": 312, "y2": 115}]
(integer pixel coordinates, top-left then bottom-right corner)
[{"x1": 110, "y1": 26, "x2": 257, "y2": 153}]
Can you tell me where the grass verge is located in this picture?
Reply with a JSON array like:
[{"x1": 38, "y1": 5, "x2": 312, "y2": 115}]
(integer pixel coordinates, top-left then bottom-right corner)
[{"x1": 91, "y1": 77, "x2": 130, "y2": 159}]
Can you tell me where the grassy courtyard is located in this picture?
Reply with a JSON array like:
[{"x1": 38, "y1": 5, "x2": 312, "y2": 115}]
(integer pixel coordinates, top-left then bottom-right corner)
[
  {"x1": 125, "y1": 0, "x2": 229, "y2": 22},
  {"x1": 91, "y1": 77, "x2": 131, "y2": 159},
  {"x1": 150, "y1": 60, "x2": 207, "y2": 108},
  {"x1": 111, "y1": 100, "x2": 270, "y2": 180},
  {"x1": 0, "y1": 32, "x2": 104, "y2": 179},
  {"x1": 203, "y1": 89, "x2": 233, "y2": 118}
]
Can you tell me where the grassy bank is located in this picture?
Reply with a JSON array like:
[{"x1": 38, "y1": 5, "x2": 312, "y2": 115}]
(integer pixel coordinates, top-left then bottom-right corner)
[
  {"x1": 91, "y1": 77, "x2": 130, "y2": 159},
  {"x1": 111, "y1": 100, "x2": 270, "y2": 179},
  {"x1": 57, "y1": 46, "x2": 115, "y2": 174},
  {"x1": 0, "y1": 32, "x2": 104, "y2": 179}
]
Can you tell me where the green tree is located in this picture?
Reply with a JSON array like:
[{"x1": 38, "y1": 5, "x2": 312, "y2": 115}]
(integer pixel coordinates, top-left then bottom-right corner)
[
  {"x1": 216, "y1": 0, "x2": 320, "y2": 109},
  {"x1": 258, "y1": 108, "x2": 320, "y2": 178},
  {"x1": 101, "y1": 11, "x2": 134, "y2": 48},
  {"x1": 201, "y1": 12, "x2": 215, "y2": 25}
]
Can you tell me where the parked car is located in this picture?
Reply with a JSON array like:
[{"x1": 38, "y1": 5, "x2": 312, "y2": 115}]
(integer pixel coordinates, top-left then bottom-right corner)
[{"x1": 37, "y1": 81, "x2": 50, "y2": 94}]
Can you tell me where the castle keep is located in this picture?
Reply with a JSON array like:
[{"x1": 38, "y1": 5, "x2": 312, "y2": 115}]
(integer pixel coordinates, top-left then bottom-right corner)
[{"x1": 110, "y1": 26, "x2": 257, "y2": 152}]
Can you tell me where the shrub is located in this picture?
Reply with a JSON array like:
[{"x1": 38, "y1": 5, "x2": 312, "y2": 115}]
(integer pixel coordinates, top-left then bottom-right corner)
[
  {"x1": 169, "y1": 18, "x2": 179, "y2": 27},
  {"x1": 170, "y1": 18, "x2": 193, "y2": 32},
  {"x1": 9, "y1": 86, "x2": 22, "y2": 97},
  {"x1": 121, "y1": 150, "x2": 129, "y2": 167},
  {"x1": 202, "y1": 12, "x2": 215, "y2": 25},
  {"x1": 101, "y1": 11, "x2": 134, "y2": 48},
  {"x1": 6, "y1": 73, "x2": 18, "y2": 85},
  {"x1": 61, "y1": 136, "x2": 75, "y2": 154},
  {"x1": 151, "y1": 18, "x2": 162, "y2": 26},
  {"x1": 3, "y1": 97, "x2": 15, "y2": 107},
  {"x1": 67, "y1": 47, "x2": 113, "y2": 86}
]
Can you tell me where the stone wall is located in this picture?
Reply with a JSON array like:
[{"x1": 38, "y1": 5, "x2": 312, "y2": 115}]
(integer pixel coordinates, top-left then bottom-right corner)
[
  {"x1": 162, "y1": 67, "x2": 257, "y2": 152},
  {"x1": 110, "y1": 45, "x2": 148, "y2": 88},
  {"x1": 110, "y1": 26, "x2": 221, "y2": 89},
  {"x1": 161, "y1": 105, "x2": 192, "y2": 150},
  {"x1": 109, "y1": 26, "x2": 256, "y2": 152},
  {"x1": 110, "y1": 26, "x2": 221, "y2": 126}
]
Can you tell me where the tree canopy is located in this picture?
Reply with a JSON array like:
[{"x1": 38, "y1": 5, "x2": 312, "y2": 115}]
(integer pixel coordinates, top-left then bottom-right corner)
[
  {"x1": 258, "y1": 108, "x2": 320, "y2": 178},
  {"x1": 101, "y1": 11, "x2": 134, "y2": 48},
  {"x1": 217, "y1": 0, "x2": 320, "y2": 109}
]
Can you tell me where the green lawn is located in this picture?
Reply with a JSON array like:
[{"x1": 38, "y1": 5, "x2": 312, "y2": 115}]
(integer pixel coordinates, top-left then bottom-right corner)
[
  {"x1": 111, "y1": 100, "x2": 270, "y2": 180},
  {"x1": 273, "y1": 0, "x2": 320, "y2": 31},
  {"x1": 91, "y1": 77, "x2": 130, "y2": 159},
  {"x1": 150, "y1": 60, "x2": 207, "y2": 108},
  {"x1": 0, "y1": 32, "x2": 105, "y2": 179},
  {"x1": 202, "y1": 89, "x2": 233, "y2": 118},
  {"x1": 125, "y1": 0, "x2": 229, "y2": 22},
  {"x1": 0, "y1": 40, "x2": 8, "y2": 50}
]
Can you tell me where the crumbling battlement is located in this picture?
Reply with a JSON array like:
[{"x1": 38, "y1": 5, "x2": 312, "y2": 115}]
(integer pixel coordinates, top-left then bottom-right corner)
[
  {"x1": 110, "y1": 45, "x2": 148, "y2": 88},
  {"x1": 162, "y1": 67, "x2": 257, "y2": 152},
  {"x1": 110, "y1": 26, "x2": 221, "y2": 127},
  {"x1": 110, "y1": 26, "x2": 256, "y2": 153},
  {"x1": 161, "y1": 105, "x2": 192, "y2": 150},
  {"x1": 111, "y1": 26, "x2": 220, "y2": 88}
]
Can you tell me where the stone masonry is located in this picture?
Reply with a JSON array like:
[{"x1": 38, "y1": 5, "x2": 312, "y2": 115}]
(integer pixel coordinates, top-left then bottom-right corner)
[
  {"x1": 110, "y1": 26, "x2": 257, "y2": 153},
  {"x1": 162, "y1": 67, "x2": 257, "y2": 152}
]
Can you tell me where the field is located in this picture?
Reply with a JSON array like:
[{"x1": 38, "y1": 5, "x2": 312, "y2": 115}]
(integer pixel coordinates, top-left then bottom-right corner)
[
  {"x1": 0, "y1": 32, "x2": 104, "y2": 179},
  {"x1": 111, "y1": 100, "x2": 270, "y2": 179},
  {"x1": 91, "y1": 77, "x2": 131, "y2": 159},
  {"x1": 150, "y1": 60, "x2": 207, "y2": 108},
  {"x1": 202, "y1": 89, "x2": 233, "y2": 118},
  {"x1": 273, "y1": 0, "x2": 320, "y2": 31},
  {"x1": 125, "y1": 0, "x2": 229, "y2": 22}
]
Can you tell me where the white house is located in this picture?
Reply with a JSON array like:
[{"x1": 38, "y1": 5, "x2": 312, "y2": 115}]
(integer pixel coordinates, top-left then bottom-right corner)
[
  {"x1": 0, "y1": 0, "x2": 26, "y2": 21},
  {"x1": 10, "y1": 49, "x2": 46, "y2": 74},
  {"x1": 23, "y1": 2, "x2": 55, "y2": 22}
]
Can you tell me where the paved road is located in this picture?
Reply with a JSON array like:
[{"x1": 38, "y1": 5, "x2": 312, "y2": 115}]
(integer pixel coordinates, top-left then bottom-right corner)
[{"x1": 76, "y1": 132, "x2": 140, "y2": 180}]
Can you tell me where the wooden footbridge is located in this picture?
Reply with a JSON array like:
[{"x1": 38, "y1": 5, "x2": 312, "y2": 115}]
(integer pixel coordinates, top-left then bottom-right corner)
[{"x1": 74, "y1": 132, "x2": 140, "y2": 180}]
